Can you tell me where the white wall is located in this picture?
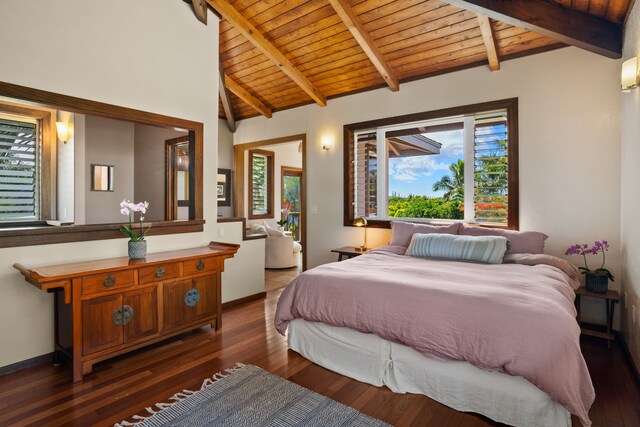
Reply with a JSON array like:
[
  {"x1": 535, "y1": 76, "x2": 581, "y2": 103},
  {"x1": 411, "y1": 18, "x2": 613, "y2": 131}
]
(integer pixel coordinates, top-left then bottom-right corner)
[
  {"x1": 244, "y1": 141, "x2": 302, "y2": 228},
  {"x1": 216, "y1": 222, "x2": 265, "y2": 302},
  {"x1": 235, "y1": 47, "x2": 622, "y2": 323},
  {"x1": 620, "y1": 1, "x2": 640, "y2": 371},
  {"x1": 84, "y1": 116, "x2": 135, "y2": 224},
  {"x1": 0, "y1": 0, "x2": 221, "y2": 368}
]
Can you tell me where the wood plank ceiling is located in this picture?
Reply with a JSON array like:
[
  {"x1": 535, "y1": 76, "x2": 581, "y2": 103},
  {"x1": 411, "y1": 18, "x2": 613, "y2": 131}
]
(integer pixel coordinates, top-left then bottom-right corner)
[{"x1": 210, "y1": 0, "x2": 631, "y2": 123}]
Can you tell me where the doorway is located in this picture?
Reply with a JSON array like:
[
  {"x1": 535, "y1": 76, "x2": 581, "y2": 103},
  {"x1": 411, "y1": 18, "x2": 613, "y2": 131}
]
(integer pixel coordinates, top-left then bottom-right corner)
[
  {"x1": 281, "y1": 166, "x2": 303, "y2": 247},
  {"x1": 234, "y1": 134, "x2": 307, "y2": 272}
]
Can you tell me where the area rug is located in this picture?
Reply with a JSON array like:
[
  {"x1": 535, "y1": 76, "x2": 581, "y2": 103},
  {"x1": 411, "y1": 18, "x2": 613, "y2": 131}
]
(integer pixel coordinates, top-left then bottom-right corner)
[{"x1": 115, "y1": 363, "x2": 390, "y2": 426}]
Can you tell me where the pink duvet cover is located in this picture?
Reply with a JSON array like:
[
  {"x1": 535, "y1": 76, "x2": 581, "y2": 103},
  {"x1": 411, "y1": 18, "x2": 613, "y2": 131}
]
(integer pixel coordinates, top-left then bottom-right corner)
[{"x1": 275, "y1": 245, "x2": 595, "y2": 426}]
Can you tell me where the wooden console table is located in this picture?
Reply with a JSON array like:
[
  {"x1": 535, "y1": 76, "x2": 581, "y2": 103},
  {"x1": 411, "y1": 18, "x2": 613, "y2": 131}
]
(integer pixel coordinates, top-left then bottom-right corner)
[{"x1": 14, "y1": 241, "x2": 239, "y2": 382}]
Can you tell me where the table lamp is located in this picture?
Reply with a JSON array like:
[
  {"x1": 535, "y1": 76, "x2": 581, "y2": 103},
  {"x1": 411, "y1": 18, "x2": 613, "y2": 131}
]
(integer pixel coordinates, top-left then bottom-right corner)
[{"x1": 353, "y1": 216, "x2": 368, "y2": 251}]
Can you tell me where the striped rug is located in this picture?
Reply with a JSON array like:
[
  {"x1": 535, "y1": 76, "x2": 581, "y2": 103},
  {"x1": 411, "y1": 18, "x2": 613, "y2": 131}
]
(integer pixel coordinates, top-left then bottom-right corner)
[{"x1": 115, "y1": 363, "x2": 390, "y2": 427}]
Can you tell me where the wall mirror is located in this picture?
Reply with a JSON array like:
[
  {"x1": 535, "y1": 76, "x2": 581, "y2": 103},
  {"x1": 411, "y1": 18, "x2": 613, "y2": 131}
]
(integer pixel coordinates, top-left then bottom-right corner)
[
  {"x1": 0, "y1": 81, "x2": 204, "y2": 248},
  {"x1": 91, "y1": 164, "x2": 115, "y2": 192}
]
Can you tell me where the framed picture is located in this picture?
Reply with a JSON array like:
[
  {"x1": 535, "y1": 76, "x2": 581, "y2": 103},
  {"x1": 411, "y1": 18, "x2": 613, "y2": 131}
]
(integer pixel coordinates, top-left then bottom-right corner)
[
  {"x1": 217, "y1": 168, "x2": 232, "y2": 206},
  {"x1": 90, "y1": 164, "x2": 115, "y2": 191}
]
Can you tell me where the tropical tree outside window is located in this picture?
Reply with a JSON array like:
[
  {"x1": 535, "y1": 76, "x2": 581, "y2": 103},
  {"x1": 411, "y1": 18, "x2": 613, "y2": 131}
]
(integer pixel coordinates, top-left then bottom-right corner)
[
  {"x1": 248, "y1": 149, "x2": 273, "y2": 219},
  {"x1": 346, "y1": 99, "x2": 518, "y2": 229}
]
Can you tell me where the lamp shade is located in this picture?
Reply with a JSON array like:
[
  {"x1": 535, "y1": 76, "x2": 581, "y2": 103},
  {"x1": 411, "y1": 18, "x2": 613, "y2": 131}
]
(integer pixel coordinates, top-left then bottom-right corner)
[
  {"x1": 353, "y1": 217, "x2": 368, "y2": 227},
  {"x1": 621, "y1": 57, "x2": 639, "y2": 91},
  {"x1": 56, "y1": 121, "x2": 72, "y2": 143}
]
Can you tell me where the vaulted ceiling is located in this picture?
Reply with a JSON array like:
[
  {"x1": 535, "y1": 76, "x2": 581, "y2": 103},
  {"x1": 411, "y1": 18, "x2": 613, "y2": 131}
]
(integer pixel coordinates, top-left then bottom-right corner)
[{"x1": 203, "y1": 0, "x2": 632, "y2": 126}]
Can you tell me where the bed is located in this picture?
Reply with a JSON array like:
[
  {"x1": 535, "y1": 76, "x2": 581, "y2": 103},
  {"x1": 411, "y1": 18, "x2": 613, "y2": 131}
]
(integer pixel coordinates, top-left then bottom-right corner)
[{"x1": 274, "y1": 244, "x2": 595, "y2": 427}]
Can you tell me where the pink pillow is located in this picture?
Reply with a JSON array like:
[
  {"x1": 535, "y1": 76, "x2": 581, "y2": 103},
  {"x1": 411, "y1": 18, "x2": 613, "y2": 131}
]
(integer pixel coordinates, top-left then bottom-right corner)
[
  {"x1": 459, "y1": 224, "x2": 548, "y2": 254},
  {"x1": 390, "y1": 221, "x2": 461, "y2": 247}
]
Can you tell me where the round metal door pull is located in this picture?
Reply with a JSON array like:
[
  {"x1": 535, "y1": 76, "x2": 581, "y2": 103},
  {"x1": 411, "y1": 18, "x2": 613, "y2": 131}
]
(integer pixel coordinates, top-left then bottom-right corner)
[{"x1": 184, "y1": 288, "x2": 200, "y2": 307}]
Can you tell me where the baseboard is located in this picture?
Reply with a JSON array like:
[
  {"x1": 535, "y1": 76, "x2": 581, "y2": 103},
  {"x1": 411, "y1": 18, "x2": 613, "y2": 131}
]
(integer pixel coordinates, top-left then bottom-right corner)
[
  {"x1": 616, "y1": 331, "x2": 640, "y2": 388},
  {"x1": 0, "y1": 352, "x2": 53, "y2": 377},
  {"x1": 222, "y1": 291, "x2": 267, "y2": 309}
]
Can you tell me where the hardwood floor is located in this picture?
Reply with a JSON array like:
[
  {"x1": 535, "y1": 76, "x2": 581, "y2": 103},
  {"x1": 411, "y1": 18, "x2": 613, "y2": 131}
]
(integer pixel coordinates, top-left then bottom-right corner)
[
  {"x1": 265, "y1": 256, "x2": 301, "y2": 292},
  {"x1": 0, "y1": 288, "x2": 639, "y2": 427}
]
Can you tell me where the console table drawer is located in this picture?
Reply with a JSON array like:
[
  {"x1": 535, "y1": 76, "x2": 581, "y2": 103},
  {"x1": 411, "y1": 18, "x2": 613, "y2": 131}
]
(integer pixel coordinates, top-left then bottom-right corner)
[
  {"x1": 82, "y1": 270, "x2": 134, "y2": 295},
  {"x1": 183, "y1": 257, "x2": 219, "y2": 275},
  {"x1": 139, "y1": 262, "x2": 180, "y2": 284}
]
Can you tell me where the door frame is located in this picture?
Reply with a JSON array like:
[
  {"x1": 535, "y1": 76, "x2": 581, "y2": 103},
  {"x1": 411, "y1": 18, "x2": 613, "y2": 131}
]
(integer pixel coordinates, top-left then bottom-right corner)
[
  {"x1": 234, "y1": 134, "x2": 307, "y2": 271},
  {"x1": 165, "y1": 135, "x2": 191, "y2": 221},
  {"x1": 281, "y1": 166, "x2": 303, "y2": 247}
]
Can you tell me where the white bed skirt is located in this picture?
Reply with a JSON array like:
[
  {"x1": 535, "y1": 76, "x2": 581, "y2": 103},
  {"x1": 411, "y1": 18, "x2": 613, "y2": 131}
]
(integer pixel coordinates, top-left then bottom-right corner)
[{"x1": 288, "y1": 319, "x2": 571, "y2": 427}]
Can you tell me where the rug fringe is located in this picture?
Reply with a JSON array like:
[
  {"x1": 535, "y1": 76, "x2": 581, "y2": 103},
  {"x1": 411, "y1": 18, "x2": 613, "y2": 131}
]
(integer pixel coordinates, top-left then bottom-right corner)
[{"x1": 114, "y1": 362, "x2": 247, "y2": 426}]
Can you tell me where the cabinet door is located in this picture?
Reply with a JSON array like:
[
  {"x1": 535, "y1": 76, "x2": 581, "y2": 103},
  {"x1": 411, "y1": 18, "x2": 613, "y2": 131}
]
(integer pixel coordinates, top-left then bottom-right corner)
[
  {"x1": 82, "y1": 294, "x2": 123, "y2": 355},
  {"x1": 124, "y1": 287, "x2": 158, "y2": 342},
  {"x1": 163, "y1": 279, "x2": 193, "y2": 331},
  {"x1": 191, "y1": 276, "x2": 216, "y2": 322}
]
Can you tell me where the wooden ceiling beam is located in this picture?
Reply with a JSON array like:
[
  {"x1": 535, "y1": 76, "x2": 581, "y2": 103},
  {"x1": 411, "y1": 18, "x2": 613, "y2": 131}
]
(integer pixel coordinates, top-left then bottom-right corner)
[
  {"x1": 219, "y1": 60, "x2": 236, "y2": 132},
  {"x1": 476, "y1": 14, "x2": 499, "y2": 71},
  {"x1": 327, "y1": 0, "x2": 399, "y2": 91},
  {"x1": 224, "y1": 75, "x2": 272, "y2": 119},
  {"x1": 208, "y1": 0, "x2": 327, "y2": 107},
  {"x1": 182, "y1": 0, "x2": 207, "y2": 25},
  {"x1": 444, "y1": 0, "x2": 622, "y2": 58}
]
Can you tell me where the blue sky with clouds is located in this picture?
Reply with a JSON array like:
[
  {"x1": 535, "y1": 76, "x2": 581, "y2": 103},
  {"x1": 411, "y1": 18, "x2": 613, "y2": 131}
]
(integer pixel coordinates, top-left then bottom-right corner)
[{"x1": 388, "y1": 129, "x2": 464, "y2": 197}]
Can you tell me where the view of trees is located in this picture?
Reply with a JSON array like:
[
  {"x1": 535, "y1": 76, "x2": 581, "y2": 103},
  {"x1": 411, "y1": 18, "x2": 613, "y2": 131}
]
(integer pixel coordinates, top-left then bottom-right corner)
[
  {"x1": 388, "y1": 194, "x2": 463, "y2": 219},
  {"x1": 388, "y1": 138, "x2": 507, "y2": 222}
]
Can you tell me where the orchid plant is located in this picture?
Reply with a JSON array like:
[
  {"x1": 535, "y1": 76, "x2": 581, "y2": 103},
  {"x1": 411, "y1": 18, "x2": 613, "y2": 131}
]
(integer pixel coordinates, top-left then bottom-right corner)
[
  {"x1": 277, "y1": 207, "x2": 290, "y2": 228},
  {"x1": 565, "y1": 240, "x2": 614, "y2": 281},
  {"x1": 119, "y1": 200, "x2": 151, "y2": 242}
]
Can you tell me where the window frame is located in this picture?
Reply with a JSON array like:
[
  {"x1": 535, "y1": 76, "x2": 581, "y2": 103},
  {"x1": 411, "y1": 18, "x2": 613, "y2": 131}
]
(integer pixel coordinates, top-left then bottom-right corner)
[
  {"x1": 0, "y1": 101, "x2": 55, "y2": 226},
  {"x1": 248, "y1": 149, "x2": 274, "y2": 220},
  {"x1": 343, "y1": 98, "x2": 519, "y2": 230}
]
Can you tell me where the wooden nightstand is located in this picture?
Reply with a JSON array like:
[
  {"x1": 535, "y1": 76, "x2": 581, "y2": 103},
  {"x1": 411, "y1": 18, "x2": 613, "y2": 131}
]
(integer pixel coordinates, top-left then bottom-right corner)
[
  {"x1": 331, "y1": 246, "x2": 367, "y2": 261},
  {"x1": 574, "y1": 286, "x2": 620, "y2": 348}
]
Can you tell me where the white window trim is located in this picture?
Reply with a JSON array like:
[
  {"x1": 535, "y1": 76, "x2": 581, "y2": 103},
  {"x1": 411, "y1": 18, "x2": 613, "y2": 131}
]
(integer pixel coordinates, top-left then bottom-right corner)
[{"x1": 364, "y1": 112, "x2": 505, "y2": 224}]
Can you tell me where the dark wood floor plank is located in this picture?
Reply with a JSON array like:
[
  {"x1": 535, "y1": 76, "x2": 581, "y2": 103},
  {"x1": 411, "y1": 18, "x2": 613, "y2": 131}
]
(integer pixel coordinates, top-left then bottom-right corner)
[{"x1": 0, "y1": 289, "x2": 639, "y2": 427}]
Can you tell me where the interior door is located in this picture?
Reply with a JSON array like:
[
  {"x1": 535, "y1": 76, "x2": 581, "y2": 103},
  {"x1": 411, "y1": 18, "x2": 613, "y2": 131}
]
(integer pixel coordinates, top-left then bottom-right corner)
[{"x1": 281, "y1": 166, "x2": 303, "y2": 246}]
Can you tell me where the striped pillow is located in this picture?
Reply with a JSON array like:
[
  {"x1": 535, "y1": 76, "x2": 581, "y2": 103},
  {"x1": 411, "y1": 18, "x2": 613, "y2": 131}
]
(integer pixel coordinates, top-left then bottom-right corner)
[{"x1": 406, "y1": 233, "x2": 508, "y2": 264}]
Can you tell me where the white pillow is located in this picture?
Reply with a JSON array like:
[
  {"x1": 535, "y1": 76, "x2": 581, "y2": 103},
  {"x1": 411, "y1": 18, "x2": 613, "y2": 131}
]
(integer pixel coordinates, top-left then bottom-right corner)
[
  {"x1": 264, "y1": 223, "x2": 285, "y2": 237},
  {"x1": 251, "y1": 224, "x2": 267, "y2": 234}
]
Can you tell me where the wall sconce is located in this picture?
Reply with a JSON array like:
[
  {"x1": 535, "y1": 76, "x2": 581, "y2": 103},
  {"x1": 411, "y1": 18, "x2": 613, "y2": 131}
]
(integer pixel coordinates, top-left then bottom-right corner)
[
  {"x1": 177, "y1": 155, "x2": 190, "y2": 171},
  {"x1": 621, "y1": 56, "x2": 639, "y2": 92},
  {"x1": 56, "y1": 121, "x2": 72, "y2": 143},
  {"x1": 353, "y1": 216, "x2": 368, "y2": 252},
  {"x1": 321, "y1": 134, "x2": 332, "y2": 151}
]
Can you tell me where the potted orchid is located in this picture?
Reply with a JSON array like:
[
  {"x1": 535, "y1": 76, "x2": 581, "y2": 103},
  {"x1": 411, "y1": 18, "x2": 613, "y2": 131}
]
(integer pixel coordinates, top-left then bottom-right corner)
[
  {"x1": 565, "y1": 240, "x2": 614, "y2": 293},
  {"x1": 277, "y1": 207, "x2": 289, "y2": 231},
  {"x1": 120, "y1": 200, "x2": 151, "y2": 259}
]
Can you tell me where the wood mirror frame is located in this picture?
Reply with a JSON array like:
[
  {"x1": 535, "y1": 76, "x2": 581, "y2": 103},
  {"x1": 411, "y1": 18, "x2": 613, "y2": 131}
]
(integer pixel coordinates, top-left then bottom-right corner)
[{"x1": 0, "y1": 81, "x2": 204, "y2": 248}]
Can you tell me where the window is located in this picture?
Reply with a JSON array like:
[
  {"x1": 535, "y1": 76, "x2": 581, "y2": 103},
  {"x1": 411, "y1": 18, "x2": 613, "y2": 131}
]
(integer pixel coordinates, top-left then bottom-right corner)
[
  {"x1": 248, "y1": 149, "x2": 274, "y2": 219},
  {"x1": 345, "y1": 99, "x2": 518, "y2": 229},
  {"x1": 0, "y1": 117, "x2": 40, "y2": 222}
]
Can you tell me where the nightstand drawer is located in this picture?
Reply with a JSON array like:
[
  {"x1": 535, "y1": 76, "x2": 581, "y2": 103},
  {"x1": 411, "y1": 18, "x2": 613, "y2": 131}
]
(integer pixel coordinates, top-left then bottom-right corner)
[
  {"x1": 183, "y1": 257, "x2": 218, "y2": 275},
  {"x1": 139, "y1": 263, "x2": 180, "y2": 284},
  {"x1": 82, "y1": 270, "x2": 134, "y2": 295}
]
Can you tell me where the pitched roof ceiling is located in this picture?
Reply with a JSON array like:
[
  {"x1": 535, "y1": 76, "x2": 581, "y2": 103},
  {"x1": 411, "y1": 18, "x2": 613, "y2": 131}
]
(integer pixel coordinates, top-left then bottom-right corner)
[{"x1": 210, "y1": 0, "x2": 631, "y2": 124}]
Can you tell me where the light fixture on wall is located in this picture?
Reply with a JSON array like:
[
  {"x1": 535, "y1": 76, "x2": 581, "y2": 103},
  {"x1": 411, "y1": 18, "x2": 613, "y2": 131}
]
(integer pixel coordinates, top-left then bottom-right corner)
[
  {"x1": 321, "y1": 134, "x2": 332, "y2": 150},
  {"x1": 56, "y1": 121, "x2": 72, "y2": 143},
  {"x1": 353, "y1": 216, "x2": 368, "y2": 252},
  {"x1": 621, "y1": 56, "x2": 639, "y2": 92}
]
